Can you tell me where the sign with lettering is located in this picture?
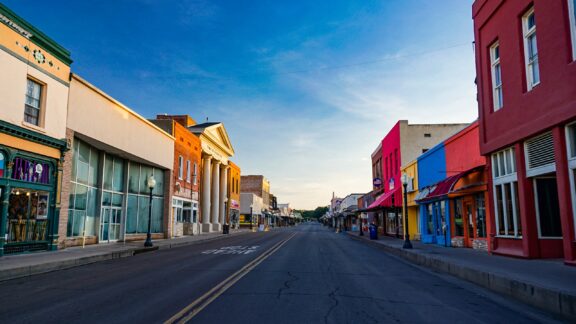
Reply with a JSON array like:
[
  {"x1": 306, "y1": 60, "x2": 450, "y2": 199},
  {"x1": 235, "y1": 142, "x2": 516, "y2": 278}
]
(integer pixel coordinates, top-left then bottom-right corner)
[
  {"x1": 12, "y1": 157, "x2": 50, "y2": 184},
  {"x1": 0, "y1": 152, "x2": 4, "y2": 178},
  {"x1": 0, "y1": 13, "x2": 33, "y2": 38}
]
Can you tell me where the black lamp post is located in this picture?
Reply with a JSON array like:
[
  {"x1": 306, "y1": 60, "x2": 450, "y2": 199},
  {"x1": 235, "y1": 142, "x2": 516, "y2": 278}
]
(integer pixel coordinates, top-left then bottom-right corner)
[
  {"x1": 144, "y1": 175, "x2": 156, "y2": 247},
  {"x1": 401, "y1": 173, "x2": 413, "y2": 249}
]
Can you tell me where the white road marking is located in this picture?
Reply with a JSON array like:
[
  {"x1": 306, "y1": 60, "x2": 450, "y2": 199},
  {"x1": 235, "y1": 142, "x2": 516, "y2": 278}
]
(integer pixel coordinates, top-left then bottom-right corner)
[{"x1": 201, "y1": 245, "x2": 259, "y2": 255}]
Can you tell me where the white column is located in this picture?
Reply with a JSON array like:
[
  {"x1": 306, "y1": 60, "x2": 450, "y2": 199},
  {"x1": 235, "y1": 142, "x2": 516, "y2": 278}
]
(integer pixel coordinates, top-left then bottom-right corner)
[
  {"x1": 219, "y1": 166, "x2": 228, "y2": 225},
  {"x1": 211, "y1": 160, "x2": 221, "y2": 232},
  {"x1": 201, "y1": 155, "x2": 212, "y2": 233}
]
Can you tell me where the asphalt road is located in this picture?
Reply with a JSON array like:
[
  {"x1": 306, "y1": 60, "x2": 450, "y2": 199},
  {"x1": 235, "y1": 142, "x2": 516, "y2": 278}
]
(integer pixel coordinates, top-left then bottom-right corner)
[{"x1": 0, "y1": 223, "x2": 564, "y2": 323}]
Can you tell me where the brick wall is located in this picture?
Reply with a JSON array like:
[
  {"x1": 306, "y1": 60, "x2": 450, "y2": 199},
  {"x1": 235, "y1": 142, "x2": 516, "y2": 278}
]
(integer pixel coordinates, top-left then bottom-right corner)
[{"x1": 57, "y1": 128, "x2": 75, "y2": 248}]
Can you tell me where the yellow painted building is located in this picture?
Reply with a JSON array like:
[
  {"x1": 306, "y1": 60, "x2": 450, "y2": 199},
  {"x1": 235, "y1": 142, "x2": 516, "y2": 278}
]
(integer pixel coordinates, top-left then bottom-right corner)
[{"x1": 401, "y1": 160, "x2": 420, "y2": 240}]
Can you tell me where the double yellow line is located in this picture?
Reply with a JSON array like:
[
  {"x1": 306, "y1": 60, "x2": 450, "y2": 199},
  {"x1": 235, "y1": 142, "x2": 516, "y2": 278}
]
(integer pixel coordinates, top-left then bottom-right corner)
[{"x1": 165, "y1": 232, "x2": 297, "y2": 324}]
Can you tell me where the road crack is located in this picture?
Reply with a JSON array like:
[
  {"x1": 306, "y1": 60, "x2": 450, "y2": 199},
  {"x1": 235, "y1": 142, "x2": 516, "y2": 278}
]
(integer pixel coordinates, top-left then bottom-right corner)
[
  {"x1": 324, "y1": 287, "x2": 340, "y2": 324},
  {"x1": 276, "y1": 271, "x2": 299, "y2": 299}
]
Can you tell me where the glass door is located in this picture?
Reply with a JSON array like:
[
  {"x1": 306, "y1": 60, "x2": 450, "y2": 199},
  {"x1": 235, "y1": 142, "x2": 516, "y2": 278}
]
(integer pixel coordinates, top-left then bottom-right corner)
[{"x1": 100, "y1": 207, "x2": 121, "y2": 243}]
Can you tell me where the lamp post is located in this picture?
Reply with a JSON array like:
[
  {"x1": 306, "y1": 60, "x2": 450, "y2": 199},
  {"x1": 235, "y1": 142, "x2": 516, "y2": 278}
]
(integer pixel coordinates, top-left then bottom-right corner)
[
  {"x1": 249, "y1": 204, "x2": 253, "y2": 231},
  {"x1": 144, "y1": 175, "x2": 156, "y2": 247},
  {"x1": 401, "y1": 173, "x2": 413, "y2": 249}
]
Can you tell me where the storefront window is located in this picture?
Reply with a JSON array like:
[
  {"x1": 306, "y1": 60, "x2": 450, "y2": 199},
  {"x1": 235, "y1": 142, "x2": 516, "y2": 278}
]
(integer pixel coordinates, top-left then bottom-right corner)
[
  {"x1": 426, "y1": 204, "x2": 433, "y2": 234},
  {"x1": 125, "y1": 162, "x2": 164, "y2": 234},
  {"x1": 476, "y1": 194, "x2": 487, "y2": 238},
  {"x1": 7, "y1": 190, "x2": 49, "y2": 242},
  {"x1": 67, "y1": 139, "x2": 99, "y2": 237},
  {"x1": 454, "y1": 199, "x2": 464, "y2": 236},
  {"x1": 12, "y1": 157, "x2": 50, "y2": 184},
  {"x1": 492, "y1": 147, "x2": 522, "y2": 237}
]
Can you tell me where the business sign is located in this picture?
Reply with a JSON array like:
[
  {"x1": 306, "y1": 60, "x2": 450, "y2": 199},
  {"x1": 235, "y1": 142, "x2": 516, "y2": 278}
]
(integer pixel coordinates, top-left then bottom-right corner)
[
  {"x1": 373, "y1": 177, "x2": 382, "y2": 187},
  {"x1": 388, "y1": 178, "x2": 395, "y2": 191},
  {"x1": 12, "y1": 157, "x2": 50, "y2": 184}
]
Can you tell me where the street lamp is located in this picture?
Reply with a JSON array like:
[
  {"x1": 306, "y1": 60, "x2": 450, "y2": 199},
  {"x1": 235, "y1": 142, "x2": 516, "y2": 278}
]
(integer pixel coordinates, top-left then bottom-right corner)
[
  {"x1": 401, "y1": 173, "x2": 413, "y2": 249},
  {"x1": 144, "y1": 174, "x2": 156, "y2": 247},
  {"x1": 249, "y1": 204, "x2": 253, "y2": 231}
]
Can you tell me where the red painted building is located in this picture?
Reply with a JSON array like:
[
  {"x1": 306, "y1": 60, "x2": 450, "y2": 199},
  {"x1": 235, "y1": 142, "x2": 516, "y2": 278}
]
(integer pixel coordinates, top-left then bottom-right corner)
[{"x1": 473, "y1": 0, "x2": 576, "y2": 264}]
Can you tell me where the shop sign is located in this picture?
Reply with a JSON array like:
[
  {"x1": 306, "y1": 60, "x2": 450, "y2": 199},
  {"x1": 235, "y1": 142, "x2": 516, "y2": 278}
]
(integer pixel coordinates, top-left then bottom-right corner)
[
  {"x1": 230, "y1": 199, "x2": 239, "y2": 209},
  {"x1": 388, "y1": 178, "x2": 395, "y2": 191},
  {"x1": 12, "y1": 157, "x2": 50, "y2": 184},
  {"x1": 373, "y1": 177, "x2": 382, "y2": 187}
]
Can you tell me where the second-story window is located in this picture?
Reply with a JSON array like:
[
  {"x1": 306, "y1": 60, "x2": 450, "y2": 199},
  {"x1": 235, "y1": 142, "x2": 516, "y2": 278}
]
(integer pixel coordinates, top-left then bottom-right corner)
[
  {"x1": 490, "y1": 42, "x2": 503, "y2": 110},
  {"x1": 523, "y1": 8, "x2": 540, "y2": 90},
  {"x1": 186, "y1": 160, "x2": 191, "y2": 183},
  {"x1": 25, "y1": 78, "x2": 42, "y2": 126},
  {"x1": 192, "y1": 162, "x2": 198, "y2": 185},
  {"x1": 178, "y1": 156, "x2": 183, "y2": 179},
  {"x1": 569, "y1": 0, "x2": 576, "y2": 60}
]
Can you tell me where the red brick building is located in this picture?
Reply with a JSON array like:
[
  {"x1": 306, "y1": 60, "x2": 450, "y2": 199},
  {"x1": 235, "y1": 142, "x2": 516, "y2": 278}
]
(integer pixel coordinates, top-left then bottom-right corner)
[
  {"x1": 473, "y1": 0, "x2": 576, "y2": 264},
  {"x1": 151, "y1": 115, "x2": 201, "y2": 237}
]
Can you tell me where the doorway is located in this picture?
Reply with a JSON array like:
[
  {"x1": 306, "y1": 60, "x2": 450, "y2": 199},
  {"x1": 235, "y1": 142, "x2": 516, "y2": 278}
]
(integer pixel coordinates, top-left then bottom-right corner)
[{"x1": 100, "y1": 207, "x2": 121, "y2": 243}]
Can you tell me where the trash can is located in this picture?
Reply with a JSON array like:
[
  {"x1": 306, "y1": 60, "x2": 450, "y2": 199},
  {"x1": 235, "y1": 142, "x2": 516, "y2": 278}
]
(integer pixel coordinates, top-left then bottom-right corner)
[
  {"x1": 369, "y1": 224, "x2": 378, "y2": 240},
  {"x1": 223, "y1": 224, "x2": 230, "y2": 234}
]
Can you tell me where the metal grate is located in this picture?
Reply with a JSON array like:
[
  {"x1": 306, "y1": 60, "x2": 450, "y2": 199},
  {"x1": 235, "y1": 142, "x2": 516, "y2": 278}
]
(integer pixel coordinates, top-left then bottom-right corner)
[
  {"x1": 525, "y1": 132, "x2": 555, "y2": 170},
  {"x1": 4, "y1": 242, "x2": 48, "y2": 254}
]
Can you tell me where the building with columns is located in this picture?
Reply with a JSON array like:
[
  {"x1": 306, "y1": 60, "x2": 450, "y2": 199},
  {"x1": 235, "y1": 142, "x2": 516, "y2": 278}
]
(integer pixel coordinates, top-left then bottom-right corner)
[{"x1": 188, "y1": 122, "x2": 235, "y2": 233}]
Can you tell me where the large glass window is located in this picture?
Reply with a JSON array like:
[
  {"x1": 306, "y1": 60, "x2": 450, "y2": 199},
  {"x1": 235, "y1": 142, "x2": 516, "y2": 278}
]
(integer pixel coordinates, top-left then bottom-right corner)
[
  {"x1": 7, "y1": 189, "x2": 50, "y2": 243},
  {"x1": 103, "y1": 154, "x2": 124, "y2": 192},
  {"x1": 67, "y1": 139, "x2": 99, "y2": 238},
  {"x1": 24, "y1": 79, "x2": 42, "y2": 126},
  {"x1": 426, "y1": 204, "x2": 433, "y2": 234},
  {"x1": 490, "y1": 42, "x2": 503, "y2": 111},
  {"x1": 523, "y1": 8, "x2": 540, "y2": 90},
  {"x1": 492, "y1": 147, "x2": 522, "y2": 237},
  {"x1": 454, "y1": 199, "x2": 464, "y2": 236},
  {"x1": 125, "y1": 161, "x2": 165, "y2": 234}
]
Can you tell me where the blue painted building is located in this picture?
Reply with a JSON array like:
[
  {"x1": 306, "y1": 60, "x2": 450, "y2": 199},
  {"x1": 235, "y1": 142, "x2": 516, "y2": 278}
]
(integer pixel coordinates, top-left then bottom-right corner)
[{"x1": 416, "y1": 143, "x2": 451, "y2": 246}]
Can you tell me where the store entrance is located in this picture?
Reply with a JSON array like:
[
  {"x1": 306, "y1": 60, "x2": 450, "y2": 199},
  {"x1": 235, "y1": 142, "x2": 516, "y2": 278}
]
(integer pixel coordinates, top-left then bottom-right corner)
[{"x1": 100, "y1": 207, "x2": 121, "y2": 243}]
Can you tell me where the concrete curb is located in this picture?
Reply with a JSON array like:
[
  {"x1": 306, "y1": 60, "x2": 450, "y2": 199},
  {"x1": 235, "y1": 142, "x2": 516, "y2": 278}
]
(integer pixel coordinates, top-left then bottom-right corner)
[
  {"x1": 0, "y1": 230, "x2": 252, "y2": 282},
  {"x1": 348, "y1": 233, "x2": 576, "y2": 320}
]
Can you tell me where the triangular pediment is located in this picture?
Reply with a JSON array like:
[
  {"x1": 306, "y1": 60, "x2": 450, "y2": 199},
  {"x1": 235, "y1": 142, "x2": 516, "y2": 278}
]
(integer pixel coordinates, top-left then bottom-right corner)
[{"x1": 203, "y1": 123, "x2": 235, "y2": 156}]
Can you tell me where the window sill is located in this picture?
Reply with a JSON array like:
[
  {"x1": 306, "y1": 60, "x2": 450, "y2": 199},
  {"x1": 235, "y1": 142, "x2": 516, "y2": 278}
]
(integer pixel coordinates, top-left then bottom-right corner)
[
  {"x1": 21, "y1": 121, "x2": 46, "y2": 133},
  {"x1": 495, "y1": 235, "x2": 522, "y2": 239}
]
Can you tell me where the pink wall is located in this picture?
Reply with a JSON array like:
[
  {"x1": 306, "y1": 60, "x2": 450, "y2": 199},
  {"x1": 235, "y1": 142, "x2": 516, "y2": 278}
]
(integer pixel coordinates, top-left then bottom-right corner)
[
  {"x1": 381, "y1": 121, "x2": 402, "y2": 203},
  {"x1": 444, "y1": 122, "x2": 485, "y2": 176}
]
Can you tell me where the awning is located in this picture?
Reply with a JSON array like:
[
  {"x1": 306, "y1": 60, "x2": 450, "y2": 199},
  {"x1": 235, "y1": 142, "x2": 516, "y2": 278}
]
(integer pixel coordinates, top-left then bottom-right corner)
[
  {"x1": 363, "y1": 188, "x2": 400, "y2": 211},
  {"x1": 416, "y1": 166, "x2": 483, "y2": 203}
]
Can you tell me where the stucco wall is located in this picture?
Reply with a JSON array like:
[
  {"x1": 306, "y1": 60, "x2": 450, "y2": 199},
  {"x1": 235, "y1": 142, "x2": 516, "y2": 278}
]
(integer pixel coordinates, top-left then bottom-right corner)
[
  {"x1": 67, "y1": 75, "x2": 174, "y2": 169},
  {"x1": 417, "y1": 144, "x2": 447, "y2": 189},
  {"x1": 444, "y1": 122, "x2": 486, "y2": 176},
  {"x1": 400, "y1": 121, "x2": 467, "y2": 166},
  {"x1": 0, "y1": 48, "x2": 69, "y2": 140}
]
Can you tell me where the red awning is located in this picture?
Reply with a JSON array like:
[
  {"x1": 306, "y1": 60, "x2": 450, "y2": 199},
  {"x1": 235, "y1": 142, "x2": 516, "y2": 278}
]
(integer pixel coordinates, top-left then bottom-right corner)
[
  {"x1": 364, "y1": 188, "x2": 400, "y2": 211},
  {"x1": 416, "y1": 167, "x2": 482, "y2": 203}
]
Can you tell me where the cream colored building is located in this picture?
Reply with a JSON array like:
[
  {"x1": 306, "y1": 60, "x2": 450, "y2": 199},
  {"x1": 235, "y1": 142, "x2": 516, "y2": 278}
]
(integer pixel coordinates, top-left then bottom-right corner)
[
  {"x1": 60, "y1": 74, "x2": 174, "y2": 247},
  {"x1": 0, "y1": 4, "x2": 71, "y2": 255},
  {"x1": 188, "y1": 122, "x2": 235, "y2": 233}
]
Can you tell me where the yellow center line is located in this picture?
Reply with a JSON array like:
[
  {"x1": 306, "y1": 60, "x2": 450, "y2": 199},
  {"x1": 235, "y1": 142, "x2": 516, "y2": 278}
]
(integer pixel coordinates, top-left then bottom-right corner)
[{"x1": 164, "y1": 232, "x2": 297, "y2": 324}]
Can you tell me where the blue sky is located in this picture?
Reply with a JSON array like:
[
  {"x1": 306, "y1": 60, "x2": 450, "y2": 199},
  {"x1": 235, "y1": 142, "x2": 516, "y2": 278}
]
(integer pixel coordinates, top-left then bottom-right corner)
[{"x1": 5, "y1": 0, "x2": 477, "y2": 209}]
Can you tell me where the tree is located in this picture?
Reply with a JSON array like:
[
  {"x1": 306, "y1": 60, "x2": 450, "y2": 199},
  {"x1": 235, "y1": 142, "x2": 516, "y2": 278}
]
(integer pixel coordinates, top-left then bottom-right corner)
[{"x1": 294, "y1": 206, "x2": 329, "y2": 220}]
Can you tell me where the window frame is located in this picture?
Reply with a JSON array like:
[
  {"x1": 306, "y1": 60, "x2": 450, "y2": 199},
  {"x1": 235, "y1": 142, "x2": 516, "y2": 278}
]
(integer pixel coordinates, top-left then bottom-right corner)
[
  {"x1": 492, "y1": 147, "x2": 522, "y2": 238},
  {"x1": 178, "y1": 155, "x2": 183, "y2": 180},
  {"x1": 186, "y1": 160, "x2": 191, "y2": 183},
  {"x1": 490, "y1": 41, "x2": 503, "y2": 111},
  {"x1": 192, "y1": 162, "x2": 198, "y2": 185},
  {"x1": 522, "y1": 7, "x2": 540, "y2": 91},
  {"x1": 566, "y1": 122, "x2": 576, "y2": 238},
  {"x1": 569, "y1": 0, "x2": 576, "y2": 60},
  {"x1": 24, "y1": 77, "x2": 45, "y2": 127}
]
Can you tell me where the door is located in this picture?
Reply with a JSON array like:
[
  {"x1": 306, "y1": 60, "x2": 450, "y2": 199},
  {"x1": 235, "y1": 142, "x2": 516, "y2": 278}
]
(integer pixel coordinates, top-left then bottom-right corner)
[
  {"x1": 100, "y1": 207, "x2": 121, "y2": 243},
  {"x1": 463, "y1": 200, "x2": 476, "y2": 248}
]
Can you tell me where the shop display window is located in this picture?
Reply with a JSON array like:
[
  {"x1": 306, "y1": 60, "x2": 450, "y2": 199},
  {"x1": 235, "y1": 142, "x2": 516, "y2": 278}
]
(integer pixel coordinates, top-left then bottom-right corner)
[{"x1": 7, "y1": 189, "x2": 49, "y2": 242}]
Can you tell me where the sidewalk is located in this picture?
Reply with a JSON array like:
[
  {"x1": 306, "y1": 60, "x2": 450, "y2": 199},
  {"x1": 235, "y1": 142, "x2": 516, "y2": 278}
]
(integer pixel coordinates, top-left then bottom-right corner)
[
  {"x1": 0, "y1": 229, "x2": 250, "y2": 282},
  {"x1": 346, "y1": 231, "x2": 576, "y2": 320}
]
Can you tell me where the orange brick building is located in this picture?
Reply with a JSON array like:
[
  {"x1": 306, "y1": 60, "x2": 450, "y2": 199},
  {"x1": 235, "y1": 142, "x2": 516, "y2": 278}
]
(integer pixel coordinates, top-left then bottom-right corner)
[{"x1": 151, "y1": 115, "x2": 201, "y2": 236}]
